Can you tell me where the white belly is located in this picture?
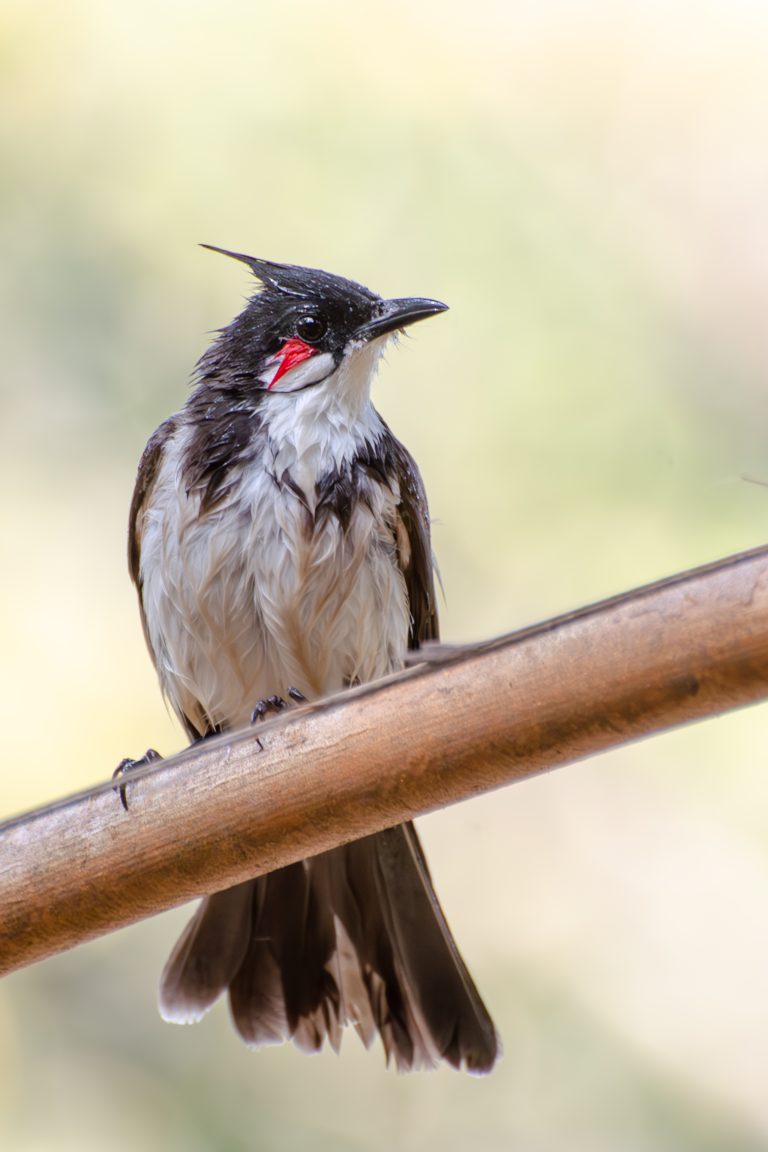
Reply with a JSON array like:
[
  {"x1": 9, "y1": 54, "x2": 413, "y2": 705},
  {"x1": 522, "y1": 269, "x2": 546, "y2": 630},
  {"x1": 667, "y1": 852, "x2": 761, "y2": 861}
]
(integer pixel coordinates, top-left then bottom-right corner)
[{"x1": 138, "y1": 425, "x2": 410, "y2": 735}]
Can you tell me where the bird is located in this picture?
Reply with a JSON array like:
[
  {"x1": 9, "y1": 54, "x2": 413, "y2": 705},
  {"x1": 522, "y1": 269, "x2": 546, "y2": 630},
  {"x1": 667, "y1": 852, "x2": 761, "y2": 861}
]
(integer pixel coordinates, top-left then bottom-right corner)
[{"x1": 124, "y1": 246, "x2": 498, "y2": 1073}]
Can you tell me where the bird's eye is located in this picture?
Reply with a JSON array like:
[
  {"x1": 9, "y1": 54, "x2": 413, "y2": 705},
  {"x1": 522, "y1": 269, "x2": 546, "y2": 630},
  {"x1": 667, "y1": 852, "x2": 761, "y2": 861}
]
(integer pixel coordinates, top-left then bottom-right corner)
[{"x1": 295, "y1": 313, "x2": 328, "y2": 344}]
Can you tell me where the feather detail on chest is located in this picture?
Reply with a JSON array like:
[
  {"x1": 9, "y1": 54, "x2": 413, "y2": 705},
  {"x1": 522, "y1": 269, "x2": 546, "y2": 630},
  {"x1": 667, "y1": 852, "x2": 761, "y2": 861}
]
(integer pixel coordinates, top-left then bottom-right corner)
[{"x1": 134, "y1": 386, "x2": 411, "y2": 735}]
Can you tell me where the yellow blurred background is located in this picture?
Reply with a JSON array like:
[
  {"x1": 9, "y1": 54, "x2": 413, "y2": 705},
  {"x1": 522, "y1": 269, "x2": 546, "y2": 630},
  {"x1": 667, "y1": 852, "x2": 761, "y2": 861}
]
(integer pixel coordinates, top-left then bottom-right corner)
[{"x1": 2, "y1": 1, "x2": 768, "y2": 1148}]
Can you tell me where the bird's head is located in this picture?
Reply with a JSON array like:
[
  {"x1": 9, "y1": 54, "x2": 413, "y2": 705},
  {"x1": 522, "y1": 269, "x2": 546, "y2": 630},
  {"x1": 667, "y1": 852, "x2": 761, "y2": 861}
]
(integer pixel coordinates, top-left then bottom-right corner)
[{"x1": 197, "y1": 246, "x2": 447, "y2": 409}]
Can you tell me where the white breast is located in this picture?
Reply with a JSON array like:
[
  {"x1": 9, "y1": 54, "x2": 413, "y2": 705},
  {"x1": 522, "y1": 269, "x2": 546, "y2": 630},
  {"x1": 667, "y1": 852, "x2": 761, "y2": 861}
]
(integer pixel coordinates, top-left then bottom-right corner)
[{"x1": 138, "y1": 369, "x2": 410, "y2": 736}]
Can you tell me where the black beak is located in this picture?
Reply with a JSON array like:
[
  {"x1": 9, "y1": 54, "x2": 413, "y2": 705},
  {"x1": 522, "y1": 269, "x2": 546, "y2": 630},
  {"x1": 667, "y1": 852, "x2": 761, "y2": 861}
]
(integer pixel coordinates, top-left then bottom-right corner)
[{"x1": 354, "y1": 297, "x2": 448, "y2": 342}]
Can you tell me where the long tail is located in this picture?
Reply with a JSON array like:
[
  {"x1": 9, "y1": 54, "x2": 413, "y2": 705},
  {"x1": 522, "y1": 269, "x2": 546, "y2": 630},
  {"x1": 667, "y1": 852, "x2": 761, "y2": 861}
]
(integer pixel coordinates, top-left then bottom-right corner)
[{"x1": 158, "y1": 823, "x2": 498, "y2": 1072}]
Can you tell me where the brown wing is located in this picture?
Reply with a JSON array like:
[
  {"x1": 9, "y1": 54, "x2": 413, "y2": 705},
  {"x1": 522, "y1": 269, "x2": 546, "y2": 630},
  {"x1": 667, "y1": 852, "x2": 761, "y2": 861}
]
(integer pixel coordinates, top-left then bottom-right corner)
[
  {"x1": 383, "y1": 427, "x2": 439, "y2": 650},
  {"x1": 128, "y1": 415, "x2": 223, "y2": 742},
  {"x1": 127, "y1": 416, "x2": 206, "y2": 729},
  {"x1": 128, "y1": 416, "x2": 176, "y2": 586}
]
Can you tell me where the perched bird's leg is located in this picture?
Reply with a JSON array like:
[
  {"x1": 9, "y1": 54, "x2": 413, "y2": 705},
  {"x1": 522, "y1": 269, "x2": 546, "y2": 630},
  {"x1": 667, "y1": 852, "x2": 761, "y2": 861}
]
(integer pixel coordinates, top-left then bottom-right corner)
[
  {"x1": 250, "y1": 687, "x2": 307, "y2": 724},
  {"x1": 112, "y1": 748, "x2": 163, "y2": 812}
]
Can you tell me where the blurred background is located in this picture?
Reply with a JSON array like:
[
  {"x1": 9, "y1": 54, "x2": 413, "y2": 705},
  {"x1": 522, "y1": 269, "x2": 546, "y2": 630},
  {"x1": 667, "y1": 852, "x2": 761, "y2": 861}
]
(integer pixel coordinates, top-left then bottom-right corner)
[{"x1": 2, "y1": 0, "x2": 768, "y2": 1148}]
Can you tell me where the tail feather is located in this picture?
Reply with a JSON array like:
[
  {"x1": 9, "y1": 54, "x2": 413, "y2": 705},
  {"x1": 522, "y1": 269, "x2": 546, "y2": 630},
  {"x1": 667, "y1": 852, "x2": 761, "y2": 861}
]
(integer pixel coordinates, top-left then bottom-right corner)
[
  {"x1": 158, "y1": 880, "x2": 253, "y2": 1023},
  {"x1": 159, "y1": 824, "x2": 498, "y2": 1072},
  {"x1": 229, "y1": 862, "x2": 342, "y2": 1052},
  {"x1": 372, "y1": 825, "x2": 498, "y2": 1072},
  {"x1": 226, "y1": 903, "x2": 287, "y2": 1048},
  {"x1": 326, "y1": 834, "x2": 433, "y2": 1069}
]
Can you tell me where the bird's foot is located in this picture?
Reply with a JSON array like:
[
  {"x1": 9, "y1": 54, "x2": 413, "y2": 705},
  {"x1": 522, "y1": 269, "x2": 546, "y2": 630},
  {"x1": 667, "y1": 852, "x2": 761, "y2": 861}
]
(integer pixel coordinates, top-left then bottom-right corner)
[
  {"x1": 250, "y1": 687, "x2": 307, "y2": 724},
  {"x1": 112, "y1": 748, "x2": 163, "y2": 812}
]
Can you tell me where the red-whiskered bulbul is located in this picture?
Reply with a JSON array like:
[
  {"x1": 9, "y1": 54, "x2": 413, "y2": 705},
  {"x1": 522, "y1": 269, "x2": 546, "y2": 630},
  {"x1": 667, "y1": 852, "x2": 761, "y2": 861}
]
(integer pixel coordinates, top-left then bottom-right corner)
[{"x1": 126, "y1": 247, "x2": 498, "y2": 1072}]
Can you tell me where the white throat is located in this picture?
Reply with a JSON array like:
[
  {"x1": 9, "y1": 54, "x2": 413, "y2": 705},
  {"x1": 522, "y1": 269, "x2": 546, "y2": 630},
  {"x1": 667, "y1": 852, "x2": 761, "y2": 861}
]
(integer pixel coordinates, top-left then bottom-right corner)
[{"x1": 263, "y1": 336, "x2": 387, "y2": 505}]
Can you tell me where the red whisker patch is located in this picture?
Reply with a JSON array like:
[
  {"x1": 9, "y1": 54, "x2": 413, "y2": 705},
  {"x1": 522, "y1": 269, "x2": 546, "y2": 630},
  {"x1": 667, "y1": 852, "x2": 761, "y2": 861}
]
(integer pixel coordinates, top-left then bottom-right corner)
[{"x1": 268, "y1": 337, "x2": 316, "y2": 388}]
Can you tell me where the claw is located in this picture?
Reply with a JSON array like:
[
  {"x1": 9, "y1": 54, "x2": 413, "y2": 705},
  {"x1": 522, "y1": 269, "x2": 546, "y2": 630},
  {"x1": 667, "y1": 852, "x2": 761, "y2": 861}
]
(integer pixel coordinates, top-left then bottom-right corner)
[
  {"x1": 251, "y1": 689, "x2": 307, "y2": 724},
  {"x1": 250, "y1": 695, "x2": 287, "y2": 723},
  {"x1": 113, "y1": 748, "x2": 162, "y2": 812}
]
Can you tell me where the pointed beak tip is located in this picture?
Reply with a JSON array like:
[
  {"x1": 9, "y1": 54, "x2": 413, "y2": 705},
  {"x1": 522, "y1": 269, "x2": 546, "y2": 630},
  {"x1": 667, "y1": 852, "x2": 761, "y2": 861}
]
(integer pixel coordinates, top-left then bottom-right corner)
[{"x1": 396, "y1": 297, "x2": 449, "y2": 321}]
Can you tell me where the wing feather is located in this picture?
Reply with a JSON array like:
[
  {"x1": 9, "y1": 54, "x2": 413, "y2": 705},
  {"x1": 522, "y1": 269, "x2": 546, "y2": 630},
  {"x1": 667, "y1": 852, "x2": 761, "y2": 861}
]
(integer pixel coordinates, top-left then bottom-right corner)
[{"x1": 379, "y1": 425, "x2": 439, "y2": 649}]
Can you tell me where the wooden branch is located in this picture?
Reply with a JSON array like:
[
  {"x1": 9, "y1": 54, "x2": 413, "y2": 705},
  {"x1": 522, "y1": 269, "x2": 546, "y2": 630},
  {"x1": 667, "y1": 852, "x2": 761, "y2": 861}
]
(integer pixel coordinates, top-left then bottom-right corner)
[{"x1": 2, "y1": 545, "x2": 768, "y2": 976}]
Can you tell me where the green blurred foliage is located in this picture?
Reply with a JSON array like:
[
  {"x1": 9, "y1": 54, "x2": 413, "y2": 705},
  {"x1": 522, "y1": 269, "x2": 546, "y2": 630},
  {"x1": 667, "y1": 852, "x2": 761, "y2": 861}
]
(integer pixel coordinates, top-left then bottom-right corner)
[{"x1": 2, "y1": 1, "x2": 768, "y2": 1148}]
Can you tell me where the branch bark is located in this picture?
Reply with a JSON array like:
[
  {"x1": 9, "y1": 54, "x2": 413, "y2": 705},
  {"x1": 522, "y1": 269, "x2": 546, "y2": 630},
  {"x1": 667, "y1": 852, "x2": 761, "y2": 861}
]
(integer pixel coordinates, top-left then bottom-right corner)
[{"x1": 2, "y1": 545, "x2": 768, "y2": 976}]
